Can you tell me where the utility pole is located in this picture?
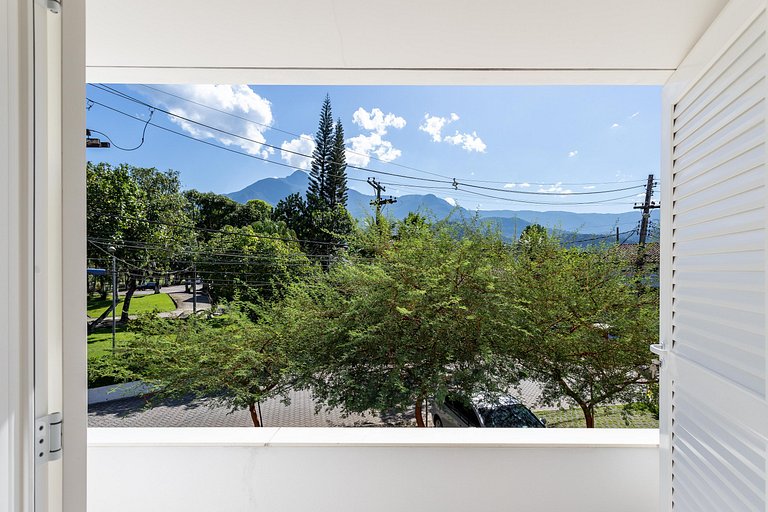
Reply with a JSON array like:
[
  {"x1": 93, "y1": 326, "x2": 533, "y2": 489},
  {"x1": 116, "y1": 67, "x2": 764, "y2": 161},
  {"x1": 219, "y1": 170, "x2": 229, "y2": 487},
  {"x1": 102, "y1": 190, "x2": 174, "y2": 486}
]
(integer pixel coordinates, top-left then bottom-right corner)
[
  {"x1": 633, "y1": 174, "x2": 660, "y2": 247},
  {"x1": 108, "y1": 245, "x2": 117, "y2": 354},
  {"x1": 192, "y1": 262, "x2": 197, "y2": 314},
  {"x1": 367, "y1": 177, "x2": 396, "y2": 224}
]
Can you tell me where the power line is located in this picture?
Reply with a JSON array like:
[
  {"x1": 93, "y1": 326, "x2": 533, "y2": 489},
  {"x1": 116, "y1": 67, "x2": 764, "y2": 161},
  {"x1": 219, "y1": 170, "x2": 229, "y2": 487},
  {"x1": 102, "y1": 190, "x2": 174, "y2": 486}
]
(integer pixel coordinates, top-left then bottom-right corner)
[
  {"x1": 101, "y1": 217, "x2": 344, "y2": 247},
  {"x1": 454, "y1": 188, "x2": 642, "y2": 206},
  {"x1": 122, "y1": 85, "x2": 651, "y2": 188},
  {"x1": 87, "y1": 108, "x2": 154, "y2": 151},
  {"x1": 136, "y1": 83, "x2": 454, "y2": 181},
  {"x1": 87, "y1": 88, "x2": 648, "y2": 197},
  {"x1": 87, "y1": 98, "x2": 642, "y2": 207},
  {"x1": 87, "y1": 237, "x2": 351, "y2": 260}
]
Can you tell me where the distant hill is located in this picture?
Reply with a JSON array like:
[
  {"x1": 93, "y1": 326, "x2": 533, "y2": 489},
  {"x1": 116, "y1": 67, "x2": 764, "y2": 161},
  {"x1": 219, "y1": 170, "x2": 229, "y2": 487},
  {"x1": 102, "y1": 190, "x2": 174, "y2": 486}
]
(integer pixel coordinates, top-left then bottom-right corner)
[{"x1": 227, "y1": 171, "x2": 658, "y2": 243}]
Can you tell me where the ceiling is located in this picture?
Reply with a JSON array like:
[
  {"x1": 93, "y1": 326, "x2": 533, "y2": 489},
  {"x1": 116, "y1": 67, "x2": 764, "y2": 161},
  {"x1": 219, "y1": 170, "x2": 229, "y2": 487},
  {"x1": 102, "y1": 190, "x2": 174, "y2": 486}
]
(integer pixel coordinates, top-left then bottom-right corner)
[{"x1": 86, "y1": 0, "x2": 730, "y2": 84}]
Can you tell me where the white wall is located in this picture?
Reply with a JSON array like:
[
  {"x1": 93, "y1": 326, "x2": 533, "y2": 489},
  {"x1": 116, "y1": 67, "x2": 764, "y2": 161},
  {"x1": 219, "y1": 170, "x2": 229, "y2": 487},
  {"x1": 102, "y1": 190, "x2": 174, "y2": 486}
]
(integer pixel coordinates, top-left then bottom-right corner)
[{"x1": 89, "y1": 428, "x2": 659, "y2": 512}]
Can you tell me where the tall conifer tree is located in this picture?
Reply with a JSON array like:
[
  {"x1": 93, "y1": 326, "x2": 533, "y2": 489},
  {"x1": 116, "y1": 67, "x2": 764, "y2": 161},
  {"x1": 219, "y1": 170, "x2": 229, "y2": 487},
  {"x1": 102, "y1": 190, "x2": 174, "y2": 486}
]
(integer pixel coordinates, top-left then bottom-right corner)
[
  {"x1": 307, "y1": 95, "x2": 334, "y2": 211},
  {"x1": 328, "y1": 118, "x2": 348, "y2": 208}
]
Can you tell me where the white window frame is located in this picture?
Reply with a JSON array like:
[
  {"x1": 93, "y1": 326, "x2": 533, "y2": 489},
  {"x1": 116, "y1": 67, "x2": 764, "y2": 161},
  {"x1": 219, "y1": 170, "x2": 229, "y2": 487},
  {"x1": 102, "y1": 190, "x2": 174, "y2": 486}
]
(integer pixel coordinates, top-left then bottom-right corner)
[{"x1": 11, "y1": 1, "x2": 766, "y2": 511}]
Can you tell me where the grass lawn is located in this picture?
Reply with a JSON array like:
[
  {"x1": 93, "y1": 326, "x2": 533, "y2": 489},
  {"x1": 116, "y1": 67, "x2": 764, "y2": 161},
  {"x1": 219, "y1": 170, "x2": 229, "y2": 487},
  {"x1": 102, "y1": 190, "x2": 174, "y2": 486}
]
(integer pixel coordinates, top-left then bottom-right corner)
[
  {"x1": 87, "y1": 326, "x2": 138, "y2": 360},
  {"x1": 535, "y1": 405, "x2": 659, "y2": 428},
  {"x1": 87, "y1": 293, "x2": 176, "y2": 318}
]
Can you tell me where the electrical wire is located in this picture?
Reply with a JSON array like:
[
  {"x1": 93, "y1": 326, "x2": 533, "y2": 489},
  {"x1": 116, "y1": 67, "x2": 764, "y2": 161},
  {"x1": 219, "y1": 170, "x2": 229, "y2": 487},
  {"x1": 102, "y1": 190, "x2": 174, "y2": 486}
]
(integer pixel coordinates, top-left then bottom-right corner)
[
  {"x1": 121, "y1": 84, "x2": 652, "y2": 187},
  {"x1": 87, "y1": 99, "x2": 645, "y2": 207},
  {"x1": 136, "y1": 83, "x2": 455, "y2": 181},
  {"x1": 87, "y1": 88, "x2": 649, "y2": 197},
  {"x1": 88, "y1": 108, "x2": 154, "y2": 151}
]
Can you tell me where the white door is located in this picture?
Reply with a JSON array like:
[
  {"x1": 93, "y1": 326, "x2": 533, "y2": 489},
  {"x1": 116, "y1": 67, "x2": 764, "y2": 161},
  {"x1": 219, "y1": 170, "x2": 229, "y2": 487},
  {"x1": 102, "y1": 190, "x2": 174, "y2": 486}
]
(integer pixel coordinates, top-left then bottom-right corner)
[
  {"x1": 0, "y1": 0, "x2": 86, "y2": 511},
  {"x1": 660, "y1": 0, "x2": 768, "y2": 510}
]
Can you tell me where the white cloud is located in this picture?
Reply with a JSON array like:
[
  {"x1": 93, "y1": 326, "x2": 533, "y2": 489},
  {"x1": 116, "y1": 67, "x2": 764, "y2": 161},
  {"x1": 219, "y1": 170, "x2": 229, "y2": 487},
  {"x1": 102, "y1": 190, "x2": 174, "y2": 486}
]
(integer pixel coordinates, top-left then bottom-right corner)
[
  {"x1": 419, "y1": 113, "x2": 451, "y2": 142},
  {"x1": 443, "y1": 131, "x2": 487, "y2": 153},
  {"x1": 568, "y1": 150, "x2": 579, "y2": 158},
  {"x1": 582, "y1": 185, "x2": 596, "y2": 190},
  {"x1": 346, "y1": 107, "x2": 406, "y2": 166},
  {"x1": 145, "y1": 85, "x2": 275, "y2": 158},
  {"x1": 346, "y1": 132, "x2": 401, "y2": 167},
  {"x1": 420, "y1": 113, "x2": 487, "y2": 153},
  {"x1": 444, "y1": 197, "x2": 457, "y2": 206},
  {"x1": 538, "y1": 182, "x2": 573, "y2": 195},
  {"x1": 519, "y1": 182, "x2": 531, "y2": 188},
  {"x1": 352, "y1": 107, "x2": 406, "y2": 135},
  {"x1": 504, "y1": 183, "x2": 516, "y2": 189},
  {"x1": 611, "y1": 123, "x2": 621, "y2": 129},
  {"x1": 280, "y1": 135, "x2": 315, "y2": 170},
  {"x1": 629, "y1": 111, "x2": 640, "y2": 119}
]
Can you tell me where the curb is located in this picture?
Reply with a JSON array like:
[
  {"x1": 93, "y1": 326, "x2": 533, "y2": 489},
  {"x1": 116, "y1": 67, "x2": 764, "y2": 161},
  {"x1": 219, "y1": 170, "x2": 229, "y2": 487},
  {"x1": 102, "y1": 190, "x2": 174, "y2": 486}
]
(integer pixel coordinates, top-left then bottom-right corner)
[{"x1": 88, "y1": 381, "x2": 157, "y2": 405}]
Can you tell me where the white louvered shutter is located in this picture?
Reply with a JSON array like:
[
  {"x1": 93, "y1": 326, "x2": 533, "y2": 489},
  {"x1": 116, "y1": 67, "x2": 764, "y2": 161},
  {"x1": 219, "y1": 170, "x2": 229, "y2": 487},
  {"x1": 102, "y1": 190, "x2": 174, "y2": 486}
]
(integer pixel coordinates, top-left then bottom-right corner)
[{"x1": 661, "y1": 2, "x2": 768, "y2": 511}]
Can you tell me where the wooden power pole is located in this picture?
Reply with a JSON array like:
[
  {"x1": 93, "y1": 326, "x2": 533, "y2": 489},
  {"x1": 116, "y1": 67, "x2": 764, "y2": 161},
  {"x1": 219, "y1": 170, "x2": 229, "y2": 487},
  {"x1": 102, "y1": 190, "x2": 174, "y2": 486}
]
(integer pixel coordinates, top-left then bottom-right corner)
[
  {"x1": 367, "y1": 177, "x2": 396, "y2": 224},
  {"x1": 633, "y1": 174, "x2": 660, "y2": 247}
]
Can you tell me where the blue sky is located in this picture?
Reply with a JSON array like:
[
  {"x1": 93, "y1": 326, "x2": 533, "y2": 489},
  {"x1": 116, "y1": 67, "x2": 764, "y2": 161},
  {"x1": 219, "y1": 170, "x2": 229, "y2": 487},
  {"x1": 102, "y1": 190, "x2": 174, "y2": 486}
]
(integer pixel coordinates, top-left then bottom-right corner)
[{"x1": 85, "y1": 84, "x2": 661, "y2": 213}]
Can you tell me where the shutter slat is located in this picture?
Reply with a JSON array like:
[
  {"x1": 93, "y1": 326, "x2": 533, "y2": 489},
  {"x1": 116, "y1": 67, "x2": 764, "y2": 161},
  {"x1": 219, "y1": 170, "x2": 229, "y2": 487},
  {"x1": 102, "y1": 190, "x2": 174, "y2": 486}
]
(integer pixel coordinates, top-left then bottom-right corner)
[
  {"x1": 668, "y1": 8, "x2": 768, "y2": 510},
  {"x1": 674, "y1": 11, "x2": 766, "y2": 119}
]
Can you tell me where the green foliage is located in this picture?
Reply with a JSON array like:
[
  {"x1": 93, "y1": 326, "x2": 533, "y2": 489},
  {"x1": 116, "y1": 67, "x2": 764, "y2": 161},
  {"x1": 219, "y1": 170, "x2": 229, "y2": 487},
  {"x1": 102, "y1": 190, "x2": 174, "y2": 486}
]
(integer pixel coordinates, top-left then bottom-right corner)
[
  {"x1": 505, "y1": 231, "x2": 659, "y2": 427},
  {"x1": 307, "y1": 95, "x2": 334, "y2": 211},
  {"x1": 184, "y1": 190, "x2": 272, "y2": 237},
  {"x1": 273, "y1": 193, "x2": 312, "y2": 241},
  {"x1": 88, "y1": 353, "x2": 142, "y2": 389},
  {"x1": 328, "y1": 118, "x2": 348, "y2": 208},
  {"x1": 302, "y1": 96, "x2": 353, "y2": 263},
  {"x1": 87, "y1": 162, "x2": 193, "y2": 321},
  {"x1": 279, "y1": 219, "x2": 525, "y2": 425},
  {"x1": 198, "y1": 223, "x2": 316, "y2": 303},
  {"x1": 87, "y1": 326, "x2": 137, "y2": 360},
  {"x1": 125, "y1": 309, "x2": 291, "y2": 426}
]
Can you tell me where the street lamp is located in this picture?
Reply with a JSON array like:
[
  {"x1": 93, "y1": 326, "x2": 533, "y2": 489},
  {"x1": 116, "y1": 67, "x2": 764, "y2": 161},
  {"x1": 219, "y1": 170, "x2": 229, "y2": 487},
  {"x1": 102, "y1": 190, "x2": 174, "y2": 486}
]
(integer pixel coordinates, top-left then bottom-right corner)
[{"x1": 108, "y1": 245, "x2": 117, "y2": 354}]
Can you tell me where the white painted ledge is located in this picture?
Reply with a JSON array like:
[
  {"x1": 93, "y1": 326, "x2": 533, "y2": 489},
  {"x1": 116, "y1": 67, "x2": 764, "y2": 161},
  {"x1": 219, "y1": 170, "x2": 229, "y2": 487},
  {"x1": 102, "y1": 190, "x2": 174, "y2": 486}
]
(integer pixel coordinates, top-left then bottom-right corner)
[
  {"x1": 89, "y1": 428, "x2": 659, "y2": 512},
  {"x1": 88, "y1": 426, "x2": 659, "y2": 448}
]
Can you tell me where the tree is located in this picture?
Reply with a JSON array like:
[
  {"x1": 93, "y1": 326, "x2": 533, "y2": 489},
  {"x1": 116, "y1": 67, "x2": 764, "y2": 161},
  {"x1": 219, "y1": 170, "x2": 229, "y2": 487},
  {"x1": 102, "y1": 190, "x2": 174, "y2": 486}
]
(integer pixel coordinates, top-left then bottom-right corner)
[
  {"x1": 327, "y1": 118, "x2": 348, "y2": 208},
  {"x1": 306, "y1": 94, "x2": 334, "y2": 212},
  {"x1": 280, "y1": 219, "x2": 523, "y2": 426},
  {"x1": 273, "y1": 192, "x2": 311, "y2": 242},
  {"x1": 184, "y1": 190, "x2": 272, "y2": 236},
  {"x1": 198, "y1": 222, "x2": 314, "y2": 304},
  {"x1": 504, "y1": 230, "x2": 658, "y2": 427},
  {"x1": 127, "y1": 310, "x2": 290, "y2": 427},
  {"x1": 302, "y1": 97, "x2": 354, "y2": 264},
  {"x1": 86, "y1": 162, "x2": 192, "y2": 324}
]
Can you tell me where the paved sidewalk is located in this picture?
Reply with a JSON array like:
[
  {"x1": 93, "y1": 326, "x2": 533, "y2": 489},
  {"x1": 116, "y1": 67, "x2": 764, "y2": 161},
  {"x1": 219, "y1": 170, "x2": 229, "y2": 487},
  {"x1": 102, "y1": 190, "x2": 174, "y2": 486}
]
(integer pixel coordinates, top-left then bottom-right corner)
[
  {"x1": 88, "y1": 388, "x2": 414, "y2": 428},
  {"x1": 88, "y1": 381, "x2": 554, "y2": 428}
]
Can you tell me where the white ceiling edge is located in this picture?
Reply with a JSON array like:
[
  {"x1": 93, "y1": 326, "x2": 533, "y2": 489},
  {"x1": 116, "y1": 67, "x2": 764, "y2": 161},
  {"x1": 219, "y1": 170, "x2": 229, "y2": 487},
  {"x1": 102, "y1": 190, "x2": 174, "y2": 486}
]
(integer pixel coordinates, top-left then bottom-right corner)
[
  {"x1": 86, "y1": 0, "x2": 728, "y2": 86},
  {"x1": 85, "y1": 67, "x2": 673, "y2": 86}
]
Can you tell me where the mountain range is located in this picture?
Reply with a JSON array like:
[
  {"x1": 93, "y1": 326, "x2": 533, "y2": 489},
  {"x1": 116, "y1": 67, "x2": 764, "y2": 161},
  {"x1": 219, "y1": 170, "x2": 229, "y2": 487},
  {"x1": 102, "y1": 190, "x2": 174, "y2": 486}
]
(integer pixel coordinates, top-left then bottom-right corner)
[{"x1": 227, "y1": 171, "x2": 659, "y2": 243}]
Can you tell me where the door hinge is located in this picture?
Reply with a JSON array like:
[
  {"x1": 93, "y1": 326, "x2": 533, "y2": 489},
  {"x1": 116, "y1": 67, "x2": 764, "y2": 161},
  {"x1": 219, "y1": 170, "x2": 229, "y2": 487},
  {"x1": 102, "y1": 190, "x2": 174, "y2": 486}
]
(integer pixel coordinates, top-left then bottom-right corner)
[{"x1": 35, "y1": 412, "x2": 62, "y2": 464}]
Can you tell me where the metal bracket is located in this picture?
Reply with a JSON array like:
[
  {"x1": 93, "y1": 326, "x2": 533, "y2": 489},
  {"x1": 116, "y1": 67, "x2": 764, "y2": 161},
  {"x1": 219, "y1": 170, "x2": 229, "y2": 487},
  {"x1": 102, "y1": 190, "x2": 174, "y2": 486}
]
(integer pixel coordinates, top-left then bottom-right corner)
[
  {"x1": 35, "y1": 412, "x2": 62, "y2": 464},
  {"x1": 649, "y1": 342, "x2": 668, "y2": 357},
  {"x1": 47, "y1": 0, "x2": 61, "y2": 14}
]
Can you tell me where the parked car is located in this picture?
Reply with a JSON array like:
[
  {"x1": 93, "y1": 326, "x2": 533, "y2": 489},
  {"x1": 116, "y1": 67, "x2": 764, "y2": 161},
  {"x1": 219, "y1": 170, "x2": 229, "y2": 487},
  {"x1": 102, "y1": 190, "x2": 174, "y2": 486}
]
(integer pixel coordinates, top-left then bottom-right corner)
[
  {"x1": 432, "y1": 394, "x2": 546, "y2": 428},
  {"x1": 137, "y1": 281, "x2": 159, "y2": 291}
]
